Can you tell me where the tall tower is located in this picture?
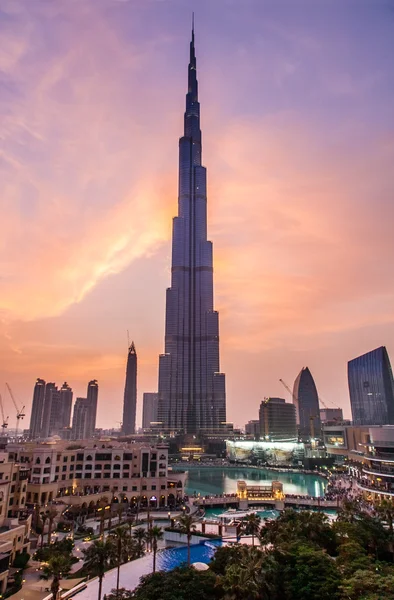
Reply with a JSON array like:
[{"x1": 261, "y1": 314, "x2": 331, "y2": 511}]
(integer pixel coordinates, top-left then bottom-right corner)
[
  {"x1": 157, "y1": 25, "x2": 226, "y2": 434},
  {"x1": 293, "y1": 367, "x2": 321, "y2": 440},
  {"x1": 29, "y1": 378, "x2": 46, "y2": 439},
  {"x1": 59, "y1": 382, "x2": 73, "y2": 429},
  {"x1": 86, "y1": 379, "x2": 98, "y2": 437},
  {"x1": 122, "y1": 342, "x2": 137, "y2": 435}
]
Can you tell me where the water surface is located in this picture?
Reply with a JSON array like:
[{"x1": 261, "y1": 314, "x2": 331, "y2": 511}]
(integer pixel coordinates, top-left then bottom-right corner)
[{"x1": 174, "y1": 466, "x2": 326, "y2": 497}]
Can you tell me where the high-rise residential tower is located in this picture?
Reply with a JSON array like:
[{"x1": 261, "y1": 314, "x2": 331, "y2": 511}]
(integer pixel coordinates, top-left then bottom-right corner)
[
  {"x1": 348, "y1": 346, "x2": 394, "y2": 426},
  {"x1": 71, "y1": 397, "x2": 89, "y2": 440},
  {"x1": 142, "y1": 392, "x2": 158, "y2": 429},
  {"x1": 29, "y1": 378, "x2": 46, "y2": 439},
  {"x1": 86, "y1": 380, "x2": 98, "y2": 438},
  {"x1": 157, "y1": 26, "x2": 226, "y2": 434},
  {"x1": 293, "y1": 367, "x2": 321, "y2": 440},
  {"x1": 41, "y1": 383, "x2": 57, "y2": 438},
  {"x1": 259, "y1": 397, "x2": 297, "y2": 442},
  {"x1": 59, "y1": 382, "x2": 73, "y2": 429},
  {"x1": 122, "y1": 343, "x2": 137, "y2": 435}
]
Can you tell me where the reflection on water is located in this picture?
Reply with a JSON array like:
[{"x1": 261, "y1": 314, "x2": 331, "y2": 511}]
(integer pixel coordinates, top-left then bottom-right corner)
[{"x1": 176, "y1": 467, "x2": 326, "y2": 497}]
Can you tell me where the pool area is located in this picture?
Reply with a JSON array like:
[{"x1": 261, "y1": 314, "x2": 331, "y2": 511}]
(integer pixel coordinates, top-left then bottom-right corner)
[
  {"x1": 174, "y1": 466, "x2": 327, "y2": 497},
  {"x1": 73, "y1": 541, "x2": 221, "y2": 599},
  {"x1": 157, "y1": 539, "x2": 221, "y2": 570}
]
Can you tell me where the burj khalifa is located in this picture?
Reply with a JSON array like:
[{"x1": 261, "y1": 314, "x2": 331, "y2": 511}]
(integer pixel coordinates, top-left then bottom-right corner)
[{"x1": 157, "y1": 25, "x2": 226, "y2": 434}]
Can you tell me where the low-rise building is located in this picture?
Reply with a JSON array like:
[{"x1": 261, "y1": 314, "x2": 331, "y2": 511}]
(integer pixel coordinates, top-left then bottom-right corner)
[
  {"x1": 7, "y1": 439, "x2": 186, "y2": 510},
  {"x1": 322, "y1": 425, "x2": 369, "y2": 463},
  {"x1": 0, "y1": 453, "x2": 31, "y2": 594}
]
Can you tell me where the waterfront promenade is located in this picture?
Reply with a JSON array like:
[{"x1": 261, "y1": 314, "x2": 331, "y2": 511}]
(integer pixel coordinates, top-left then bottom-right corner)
[{"x1": 194, "y1": 494, "x2": 339, "y2": 510}]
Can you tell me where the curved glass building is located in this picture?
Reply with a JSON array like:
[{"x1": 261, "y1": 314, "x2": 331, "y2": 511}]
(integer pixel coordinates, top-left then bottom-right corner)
[
  {"x1": 157, "y1": 27, "x2": 226, "y2": 434},
  {"x1": 293, "y1": 367, "x2": 321, "y2": 440},
  {"x1": 348, "y1": 346, "x2": 394, "y2": 426}
]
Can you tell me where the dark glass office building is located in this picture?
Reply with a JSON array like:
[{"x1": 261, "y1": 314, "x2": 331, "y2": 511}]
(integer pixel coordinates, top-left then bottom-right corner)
[
  {"x1": 293, "y1": 367, "x2": 322, "y2": 440},
  {"x1": 348, "y1": 346, "x2": 394, "y2": 426}
]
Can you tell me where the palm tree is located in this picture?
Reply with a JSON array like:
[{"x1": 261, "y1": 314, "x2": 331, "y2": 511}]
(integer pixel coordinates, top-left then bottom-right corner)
[
  {"x1": 82, "y1": 539, "x2": 115, "y2": 600},
  {"x1": 132, "y1": 527, "x2": 147, "y2": 558},
  {"x1": 47, "y1": 508, "x2": 58, "y2": 545},
  {"x1": 97, "y1": 498, "x2": 109, "y2": 537},
  {"x1": 40, "y1": 511, "x2": 49, "y2": 549},
  {"x1": 177, "y1": 514, "x2": 196, "y2": 566},
  {"x1": 41, "y1": 554, "x2": 72, "y2": 600},
  {"x1": 109, "y1": 526, "x2": 130, "y2": 596},
  {"x1": 242, "y1": 513, "x2": 261, "y2": 547},
  {"x1": 117, "y1": 505, "x2": 124, "y2": 525},
  {"x1": 125, "y1": 515, "x2": 134, "y2": 537},
  {"x1": 148, "y1": 526, "x2": 164, "y2": 573}
]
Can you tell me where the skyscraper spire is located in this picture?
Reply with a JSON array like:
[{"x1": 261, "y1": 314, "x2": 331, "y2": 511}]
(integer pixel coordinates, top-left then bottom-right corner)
[
  {"x1": 122, "y1": 341, "x2": 137, "y2": 435},
  {"x1": 157, "y1": 26, "x2": 226, "y2": 434}
]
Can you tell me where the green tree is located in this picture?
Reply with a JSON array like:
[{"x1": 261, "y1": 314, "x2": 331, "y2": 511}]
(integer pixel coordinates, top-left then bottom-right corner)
[
  {"x1": 131, "y1": 566, "x2": 219, "y2": 600},
  {"x1": 132, "y1": 527, "x2": 147, "y2": 558},
  {"x1": 340, "y1": 569, "x2": 394, "y2": 600},
  {"x1": 275, "y1": 543, "x2": 340, "y2": 600},
  {"x1": 82, "y1": 539, "x2": 115, "y2": 600},
  {"x1": 217, "y1": 547, "x2": 278, "y2": 600},
  {"x1": 109, "y1": 526, "x2": 131, "y2": 596},
  {"x1": 209, "y1": 545, "x2": 245, "y2": 576},
  {"x1": 148, "y1": 526, "x2": 164, "y2": 573},
  {"x1": 177, "y1": 514, "x2": 196, "y2": 566},
  {"x1": 41, "y1": 554, "x2": 72, "y2": 600},
  {"x1": 261, "y1": 510, "x2": 336, "y2": 555},
  {"x1": 46, "y1": 508, "x2": 58, "y2": 545},
  {"x1": 40, "y1": 511, "x2": 49, "y2": 549},
  {"x1": 336, "y1": 540, "x2": 372, "y2": 578},
  {"x1": 241, "y1": 513, "x2": 261, "y2": 547}
]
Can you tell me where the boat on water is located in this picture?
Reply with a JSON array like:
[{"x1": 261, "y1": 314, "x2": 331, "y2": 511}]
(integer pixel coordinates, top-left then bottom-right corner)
[{"x1": 217, "y1": 508, "x2": 258, "y2": 524}]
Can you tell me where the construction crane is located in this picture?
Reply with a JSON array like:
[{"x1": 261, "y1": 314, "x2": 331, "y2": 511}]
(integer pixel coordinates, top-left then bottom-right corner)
[
  {"x1": 0, "y1": 393, "x2": 9, "y2": 433},
  {"x1": 5, "y1": 383, "x2": 25, "y2": 439},
  {"x1": 279, "y1": 378, "x2": 299, "y2": 419}
]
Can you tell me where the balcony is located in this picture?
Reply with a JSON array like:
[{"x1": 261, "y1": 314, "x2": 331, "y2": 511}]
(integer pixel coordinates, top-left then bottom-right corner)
[
  {"x1": 362, "y1": 465, "x2": 394, "y2": 478},
  {"x1": 357, "y1": 479, "x2": 394, "y2": 497}
]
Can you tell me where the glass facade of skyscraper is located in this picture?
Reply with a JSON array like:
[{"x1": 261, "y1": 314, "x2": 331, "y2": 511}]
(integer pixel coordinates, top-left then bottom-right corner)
[
  {"x1": 348, "y1": 346, "x2": 394, "y2": 426},
  {"x1": 293, "y1": 367, "x2": 322, "y2": 440}
]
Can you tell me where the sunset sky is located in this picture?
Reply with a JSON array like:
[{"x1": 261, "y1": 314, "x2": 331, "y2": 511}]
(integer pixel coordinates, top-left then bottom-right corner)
[{"x1": 1, "y1": 0, "x2": 394, "y2": 430}]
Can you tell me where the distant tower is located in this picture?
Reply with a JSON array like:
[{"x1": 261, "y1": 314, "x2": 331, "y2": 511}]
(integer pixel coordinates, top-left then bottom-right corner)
[
  {"x1": 41, "y1": 383, "x2": 57, "y2": 438},
  {"x1": 71, "y1": 398, "x2": 89, "y2": 440},
  {"x1": 29, "y1": 378, "x2": 46, "y2": 439},
  {"x1": 122, "y1": 342, "x2": 137, "y2": 435},
  {"x1": 86, "y1": 380, "x2": 98, "y2": 438},
  {"x1": 59, "y1": 382, "x2": 73, "y2": 429},
  {"x1": 348, "y1": 346, "x2": 394, "y2": 426},
  {"x1": 293, "y1": 367, "x2": 321, "y2": 440},
  {"x1": 142, "y1": 392, "x2": 158, "y2": 429}
]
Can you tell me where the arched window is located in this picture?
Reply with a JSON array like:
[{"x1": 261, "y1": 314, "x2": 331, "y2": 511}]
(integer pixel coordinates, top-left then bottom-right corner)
[
  {"x1": 86, "y1": 455, "x2": 93, "y2": 461},
  {"x1": 113, "y1": 464, "x2": 120, "y2": 470},
  {"x1": 45, "y1": 457, "x2": 50, "y2": 464},
  {"x1": 35, "y1": 457, "x2": 40, "y2": 464}
]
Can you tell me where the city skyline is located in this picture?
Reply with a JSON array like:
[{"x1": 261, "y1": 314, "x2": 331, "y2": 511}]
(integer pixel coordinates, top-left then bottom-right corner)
[{"x1": 1, "y1": 1, "x2": 394, "y2": 429}]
